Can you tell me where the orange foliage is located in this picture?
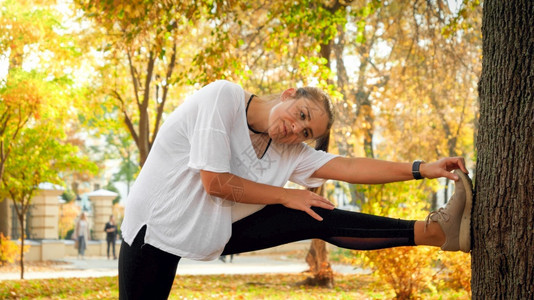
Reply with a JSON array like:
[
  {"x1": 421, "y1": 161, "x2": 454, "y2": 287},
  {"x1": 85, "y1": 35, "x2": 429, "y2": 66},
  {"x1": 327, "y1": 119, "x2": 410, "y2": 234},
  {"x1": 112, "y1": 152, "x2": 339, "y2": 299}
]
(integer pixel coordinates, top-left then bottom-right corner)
[
  {"x1": 0, "y1": 233, "x2": 29, "y2": 266},
  {"x1": 0, "y1": 233, "x2": 19, "y2": 266},
  {"x1": 59, "y1": 202, "x2": 81, "y2": 239},
  {"x1": 350, "y1": 181, "x2": 472, "y2": 298},
  {"x1": 354, "y1": 246, "x2": 440, "y2": 299},
  {"x1": 437, "y1": 251, "x2": 472, "y2": 293}
]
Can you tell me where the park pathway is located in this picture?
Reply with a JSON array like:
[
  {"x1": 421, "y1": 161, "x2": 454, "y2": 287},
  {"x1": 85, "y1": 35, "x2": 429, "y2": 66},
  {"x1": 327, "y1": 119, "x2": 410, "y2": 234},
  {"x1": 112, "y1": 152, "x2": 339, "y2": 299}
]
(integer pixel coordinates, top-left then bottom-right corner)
[
  {"x1": 0, "y1": 241, "x2": 369, "y2": 280},
  {"x1": 0, "y1": 255, "x2": 367, "y2": 280}
]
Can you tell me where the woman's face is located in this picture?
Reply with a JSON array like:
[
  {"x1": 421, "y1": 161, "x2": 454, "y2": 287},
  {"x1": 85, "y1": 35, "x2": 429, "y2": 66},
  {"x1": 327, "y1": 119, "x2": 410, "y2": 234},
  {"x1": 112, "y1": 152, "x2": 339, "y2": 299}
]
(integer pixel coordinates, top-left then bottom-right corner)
[{"x1": 267, "y1": 96, "x2": 329, "y2": 144}]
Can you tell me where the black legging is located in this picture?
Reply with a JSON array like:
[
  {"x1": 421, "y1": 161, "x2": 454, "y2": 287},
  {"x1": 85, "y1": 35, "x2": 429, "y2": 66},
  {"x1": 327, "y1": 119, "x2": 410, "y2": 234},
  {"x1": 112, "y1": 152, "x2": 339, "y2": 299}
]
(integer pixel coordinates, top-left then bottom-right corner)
[{"x1": 119, "y1": 205, "x2": 416, "y2": 300}]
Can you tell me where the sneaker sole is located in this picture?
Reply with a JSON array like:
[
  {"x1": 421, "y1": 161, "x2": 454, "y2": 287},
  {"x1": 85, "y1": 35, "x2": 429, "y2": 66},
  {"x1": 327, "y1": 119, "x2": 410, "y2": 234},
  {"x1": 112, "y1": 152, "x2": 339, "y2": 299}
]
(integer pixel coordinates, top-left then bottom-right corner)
[{"x1": 456, "y1": 170, "x2": 473, "y2": 253}]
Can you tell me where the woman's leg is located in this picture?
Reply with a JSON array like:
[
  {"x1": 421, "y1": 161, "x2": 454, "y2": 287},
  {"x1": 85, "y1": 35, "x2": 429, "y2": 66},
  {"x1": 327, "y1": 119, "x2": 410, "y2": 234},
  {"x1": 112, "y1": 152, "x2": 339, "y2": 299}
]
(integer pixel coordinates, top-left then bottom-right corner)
[
  {"x1": 222, "y1": 205, "x2": 417, "y2": 255},
  {"x1": 78, "y1": 236, "x2": 86, "y2": 257},
  {"x1": 414, "y1": 221, "x2": 445, "y2": 246},
  {"x1": 112, "y1": 238, "x2": 117, "y2": 259},
  {"x1": 118, "y1": 225, "x2": 180, "y2": 300},
  {"x1": 223, "y1": 169, "x2": 472, "y2": 255}
]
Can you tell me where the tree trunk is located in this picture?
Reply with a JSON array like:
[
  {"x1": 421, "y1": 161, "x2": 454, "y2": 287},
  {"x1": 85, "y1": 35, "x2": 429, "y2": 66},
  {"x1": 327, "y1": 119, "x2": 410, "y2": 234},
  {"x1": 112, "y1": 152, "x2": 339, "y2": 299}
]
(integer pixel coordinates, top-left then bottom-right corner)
[
  {"x1": 301, "y1": 184, "x2": 335, "y2": 287},
  {"x1": 473, "y1": 1, "x2": 533, "y2": 298},
  {"x1": 301, "y1": 131, "x2": 335, "y2": 287},
  {"x1": 301, "y1": 239, "x2": 334, "y2": 288},
  {"x1": 19, "y1": 215, "x2": 25, "y2": 280}
]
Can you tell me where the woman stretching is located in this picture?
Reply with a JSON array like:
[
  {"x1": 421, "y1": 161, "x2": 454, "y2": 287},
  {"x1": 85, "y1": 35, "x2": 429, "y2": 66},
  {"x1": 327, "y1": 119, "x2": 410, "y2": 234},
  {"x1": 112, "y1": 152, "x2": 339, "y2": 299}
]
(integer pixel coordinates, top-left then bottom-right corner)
[{"x1": 119, "y1": 80, "x2": 472, "y2": 299}]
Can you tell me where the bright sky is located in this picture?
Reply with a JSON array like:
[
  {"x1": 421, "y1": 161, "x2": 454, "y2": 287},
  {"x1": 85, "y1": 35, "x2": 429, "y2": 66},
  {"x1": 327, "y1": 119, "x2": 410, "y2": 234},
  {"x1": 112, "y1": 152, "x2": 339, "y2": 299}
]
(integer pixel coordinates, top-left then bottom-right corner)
[{"x1": 0, "y1": 53, "x2": 7, "y2": 82}]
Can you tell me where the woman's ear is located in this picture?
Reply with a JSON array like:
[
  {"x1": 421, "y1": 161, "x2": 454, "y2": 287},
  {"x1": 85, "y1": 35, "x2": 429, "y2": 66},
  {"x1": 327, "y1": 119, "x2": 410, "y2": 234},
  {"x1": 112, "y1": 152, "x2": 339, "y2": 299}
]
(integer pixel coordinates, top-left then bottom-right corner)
[{"x1": 281, "y1": 88, "x2": 296, "y2": 101}]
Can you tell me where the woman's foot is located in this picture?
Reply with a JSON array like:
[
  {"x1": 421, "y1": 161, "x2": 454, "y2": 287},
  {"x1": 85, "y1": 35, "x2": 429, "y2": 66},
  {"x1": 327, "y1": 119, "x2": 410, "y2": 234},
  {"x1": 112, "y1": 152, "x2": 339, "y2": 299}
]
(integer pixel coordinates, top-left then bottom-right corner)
[{"x1": 426, "y1": 169, "x2": 473, "y2": 252}]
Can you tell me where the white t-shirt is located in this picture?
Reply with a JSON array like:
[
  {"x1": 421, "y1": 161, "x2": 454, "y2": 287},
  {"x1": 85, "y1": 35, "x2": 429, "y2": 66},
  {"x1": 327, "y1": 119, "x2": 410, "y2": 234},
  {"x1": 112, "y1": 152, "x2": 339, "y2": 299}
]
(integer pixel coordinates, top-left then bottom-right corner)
[{"x1": 121, "y1": 80, "x2": 338, "y2": 261}]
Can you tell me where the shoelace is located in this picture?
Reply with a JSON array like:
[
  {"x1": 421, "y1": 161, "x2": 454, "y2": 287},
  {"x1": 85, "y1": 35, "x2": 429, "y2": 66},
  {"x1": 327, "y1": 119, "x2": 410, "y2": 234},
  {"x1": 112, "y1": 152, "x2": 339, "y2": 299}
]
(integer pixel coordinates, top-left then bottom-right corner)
[{"x1": 424, "y1": 207, "x2": 450, "y2": 232}]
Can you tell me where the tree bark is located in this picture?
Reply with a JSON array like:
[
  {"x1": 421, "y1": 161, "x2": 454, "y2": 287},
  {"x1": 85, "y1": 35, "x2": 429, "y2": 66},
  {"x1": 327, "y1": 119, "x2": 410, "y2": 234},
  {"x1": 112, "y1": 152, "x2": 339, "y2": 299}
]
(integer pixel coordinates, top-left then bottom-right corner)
[
  {"x1": 301, "y1": 239, "x2": 334, "y2": 288},
  {"x1": 302, "y1": 177, "x2": 334, "y2": 288},
  {"x1": 17, "y1": 213, "x2": 25, "y2": 280},
  {"x1": 473, "y1": 1, "x2": 533, "y2": 298},
  {"x1": 302, "y1": 135, "x2": 334, "y2": 287}
]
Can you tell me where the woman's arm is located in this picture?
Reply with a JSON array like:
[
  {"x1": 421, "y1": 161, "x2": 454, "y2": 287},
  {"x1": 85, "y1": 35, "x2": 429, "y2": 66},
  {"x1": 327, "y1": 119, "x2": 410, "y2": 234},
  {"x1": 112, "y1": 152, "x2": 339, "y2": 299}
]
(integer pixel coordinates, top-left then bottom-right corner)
[
  {"x1": 200, "y1": 170, "x2": 335, "y2": 221},
  {"x1": 312, "y1": 156, "x2": 469, "y2": 184}
]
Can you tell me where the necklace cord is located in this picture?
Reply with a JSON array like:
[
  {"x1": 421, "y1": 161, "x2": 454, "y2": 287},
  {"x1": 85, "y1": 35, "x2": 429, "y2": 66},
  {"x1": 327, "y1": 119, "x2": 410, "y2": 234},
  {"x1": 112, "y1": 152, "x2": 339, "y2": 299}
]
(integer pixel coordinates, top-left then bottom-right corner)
[{"x1": 245, "y1": 94, "x2": 272, "y2": 159}]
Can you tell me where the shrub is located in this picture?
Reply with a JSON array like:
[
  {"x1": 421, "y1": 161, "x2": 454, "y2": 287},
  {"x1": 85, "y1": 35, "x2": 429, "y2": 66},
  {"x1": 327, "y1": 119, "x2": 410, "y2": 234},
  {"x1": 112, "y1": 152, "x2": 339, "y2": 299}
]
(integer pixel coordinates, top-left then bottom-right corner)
[
  {"x1": 59, "y1": 202, "x2": 80, "y2": 239},
  {"x1": 353, "y1": 181, "x2": 442, "y2": 299},
  {"x1": 0, "y1": 233, "x2": 20, "y2": 266},
  {"x1": 355, "y1": 246, "x2": 440, "y2": 299},
  {"x1": 437, "y1": 251, "x2": 472, "y2": 293},
  {"x1": 61, "y1": 189, "x2": 77, "y2": 203}
]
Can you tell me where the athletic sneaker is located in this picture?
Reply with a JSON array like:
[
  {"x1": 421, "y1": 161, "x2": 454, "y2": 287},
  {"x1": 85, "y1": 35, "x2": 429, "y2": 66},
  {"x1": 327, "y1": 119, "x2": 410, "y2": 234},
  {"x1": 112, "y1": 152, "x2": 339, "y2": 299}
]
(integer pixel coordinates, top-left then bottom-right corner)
[{"x1": 426, "y1": 169, "x2": 473, "y2": 253}]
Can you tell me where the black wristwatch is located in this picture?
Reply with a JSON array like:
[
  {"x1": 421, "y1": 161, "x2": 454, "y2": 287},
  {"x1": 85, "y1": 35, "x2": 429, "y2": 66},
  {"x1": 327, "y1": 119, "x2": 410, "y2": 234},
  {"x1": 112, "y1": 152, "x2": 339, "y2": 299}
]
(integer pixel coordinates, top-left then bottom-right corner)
[{"x1": 412, "y1": 160, "x2": 425, "y2": 180}]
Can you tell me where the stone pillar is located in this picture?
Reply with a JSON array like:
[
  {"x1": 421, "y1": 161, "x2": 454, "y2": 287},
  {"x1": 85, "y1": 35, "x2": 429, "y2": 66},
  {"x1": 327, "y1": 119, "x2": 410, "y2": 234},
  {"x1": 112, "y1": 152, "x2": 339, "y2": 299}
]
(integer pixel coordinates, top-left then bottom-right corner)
[
  {"x1": 30, "y1": 183, "x2": 64, "y2": 239},
  {"x1": 87, "y1": 189, "x2": 117, "y2": 241}
]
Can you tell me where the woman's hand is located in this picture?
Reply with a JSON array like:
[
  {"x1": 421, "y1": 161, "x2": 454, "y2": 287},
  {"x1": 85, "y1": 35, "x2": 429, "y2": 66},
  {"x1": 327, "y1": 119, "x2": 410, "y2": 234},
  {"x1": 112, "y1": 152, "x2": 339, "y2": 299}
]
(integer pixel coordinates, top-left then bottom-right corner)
[
  {"x1": 279, "y1": 189, "x2": 335, "y2": 221},
  {"x1": 420, "y1": 157, "x2": 469, "y2": 181}
]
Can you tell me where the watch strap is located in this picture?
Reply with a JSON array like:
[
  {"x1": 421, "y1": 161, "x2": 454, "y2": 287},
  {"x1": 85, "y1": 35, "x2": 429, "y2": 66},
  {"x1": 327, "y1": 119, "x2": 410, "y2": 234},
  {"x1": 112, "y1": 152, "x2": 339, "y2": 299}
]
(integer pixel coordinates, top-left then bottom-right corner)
[{"x1": 412, "y1": 160, "x2": 424, "y2": 180}]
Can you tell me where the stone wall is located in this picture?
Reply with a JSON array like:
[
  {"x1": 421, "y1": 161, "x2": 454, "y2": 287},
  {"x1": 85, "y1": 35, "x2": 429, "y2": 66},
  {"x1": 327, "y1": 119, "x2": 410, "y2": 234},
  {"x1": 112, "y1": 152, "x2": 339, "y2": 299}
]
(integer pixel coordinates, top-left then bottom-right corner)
[
  {"x1": 1, "y1": 185, "x2": 120, "y2": 261},
  {"x1": 22, "y1": 239, "x2": 122, "y2": 261}
]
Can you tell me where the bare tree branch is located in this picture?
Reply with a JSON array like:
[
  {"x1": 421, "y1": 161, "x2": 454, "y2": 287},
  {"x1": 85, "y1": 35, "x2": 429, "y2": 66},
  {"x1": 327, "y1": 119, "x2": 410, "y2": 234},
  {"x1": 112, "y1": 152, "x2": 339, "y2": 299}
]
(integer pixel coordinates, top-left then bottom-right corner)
[
  {"x1": 112, "y1": 90, "x2": 140, "y2": 149},
  {"x1": 152, "y1": 41, "x2": 177, "y2": 146},
  {"x1": 127, "y1": 50, "x2": 141, "y2": 106}
]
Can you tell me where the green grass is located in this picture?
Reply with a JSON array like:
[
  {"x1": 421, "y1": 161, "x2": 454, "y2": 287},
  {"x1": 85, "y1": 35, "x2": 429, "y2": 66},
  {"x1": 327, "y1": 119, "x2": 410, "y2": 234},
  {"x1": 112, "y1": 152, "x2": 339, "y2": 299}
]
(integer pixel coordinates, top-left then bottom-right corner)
[{"x1": 0, "y1": 273, "x2": 469, "y2": 299}]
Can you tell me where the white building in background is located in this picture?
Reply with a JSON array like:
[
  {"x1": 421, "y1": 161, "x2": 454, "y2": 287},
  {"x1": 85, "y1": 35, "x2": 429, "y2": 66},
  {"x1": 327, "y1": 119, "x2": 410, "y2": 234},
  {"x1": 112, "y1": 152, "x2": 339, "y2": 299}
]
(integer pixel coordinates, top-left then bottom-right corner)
[{"x1": 0, "y1": 183, "x2": 119, "y2": 261}]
